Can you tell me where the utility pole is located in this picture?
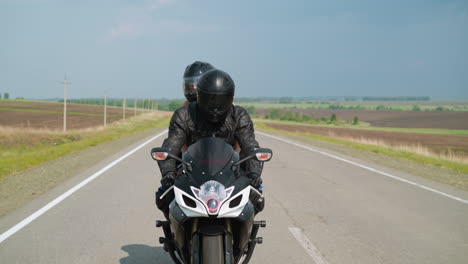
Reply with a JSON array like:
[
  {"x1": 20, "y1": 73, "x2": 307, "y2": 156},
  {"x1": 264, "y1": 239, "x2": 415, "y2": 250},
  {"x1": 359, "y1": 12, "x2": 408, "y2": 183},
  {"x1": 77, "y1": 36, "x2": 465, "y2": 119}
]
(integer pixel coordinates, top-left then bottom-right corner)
[
  {"x1": 123, "y1": 98, "x2": 126, "y2": 120},
  {"x1": 134, "y1": 98, "x2": 137, "y2": 116},
  {"x1": 62, "y1": 75, "x2": 71, "y2": 132},
  {"x1": 104, "y1": 95, "x2": 107, "y2": 127}
]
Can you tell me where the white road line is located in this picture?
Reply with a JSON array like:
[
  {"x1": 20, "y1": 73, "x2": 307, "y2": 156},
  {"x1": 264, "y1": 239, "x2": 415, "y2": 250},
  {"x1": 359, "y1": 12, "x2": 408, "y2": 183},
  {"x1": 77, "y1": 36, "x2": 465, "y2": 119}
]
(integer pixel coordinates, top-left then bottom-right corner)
[
  {"x1": 258, "y1": 131, "x2": 468, "y2": 205},
  {"x1": 289, "y1": 227, "x2": 329, "y2": 264},
  {"x1": 0, "y1": 130, "x2": 168, "y2": 243}
]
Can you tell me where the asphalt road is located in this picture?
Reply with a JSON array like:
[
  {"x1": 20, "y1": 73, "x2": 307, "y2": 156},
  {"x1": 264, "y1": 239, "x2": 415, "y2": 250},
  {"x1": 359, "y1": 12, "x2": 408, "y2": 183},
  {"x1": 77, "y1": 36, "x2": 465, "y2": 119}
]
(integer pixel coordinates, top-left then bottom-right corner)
[{"x1": 1, "y1": 129, "x2": 467, "y2": 264}]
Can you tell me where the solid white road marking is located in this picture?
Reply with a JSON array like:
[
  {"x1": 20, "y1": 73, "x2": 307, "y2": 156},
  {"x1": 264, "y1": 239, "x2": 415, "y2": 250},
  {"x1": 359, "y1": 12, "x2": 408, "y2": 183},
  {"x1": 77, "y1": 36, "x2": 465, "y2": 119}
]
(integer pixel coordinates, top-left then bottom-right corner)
[
  {"x1": 258, "y1": 131, "x2": 468, "y2": 205},
  {"x1": 289, "y1": 227, "x2": 329, "y2": 264},
  {"x1": 0, "y1": 130, "x2": 168, "y2": 243}
]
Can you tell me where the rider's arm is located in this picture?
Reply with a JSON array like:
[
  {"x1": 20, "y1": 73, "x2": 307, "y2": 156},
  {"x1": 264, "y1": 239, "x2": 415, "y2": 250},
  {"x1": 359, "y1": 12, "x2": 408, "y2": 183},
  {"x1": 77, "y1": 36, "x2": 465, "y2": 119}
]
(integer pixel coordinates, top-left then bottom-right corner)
[
  {"x1": 234, "y1": 106, "x2": 263, "y2": 177},
  {"x1": 157, "y1": 108, "x2": 188, "y2": 177}
]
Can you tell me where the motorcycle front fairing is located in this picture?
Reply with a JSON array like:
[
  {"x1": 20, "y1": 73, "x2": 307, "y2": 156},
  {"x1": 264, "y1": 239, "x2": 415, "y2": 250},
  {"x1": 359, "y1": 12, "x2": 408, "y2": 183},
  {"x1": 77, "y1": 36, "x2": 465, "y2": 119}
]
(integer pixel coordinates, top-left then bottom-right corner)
[{"x1": 171, "y1": 137, "x2": 255, "y2": 221}]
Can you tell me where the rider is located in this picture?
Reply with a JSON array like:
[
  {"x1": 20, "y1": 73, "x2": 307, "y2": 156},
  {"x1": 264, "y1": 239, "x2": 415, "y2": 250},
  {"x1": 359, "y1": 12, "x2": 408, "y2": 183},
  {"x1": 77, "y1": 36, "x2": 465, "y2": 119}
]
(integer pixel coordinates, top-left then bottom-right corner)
[
  {"x1": 157, "y1": 69, "x2": 263, "y2": 191},
  {"x1": 182, "y1": 61, "x2": 215, "y2": 104}
]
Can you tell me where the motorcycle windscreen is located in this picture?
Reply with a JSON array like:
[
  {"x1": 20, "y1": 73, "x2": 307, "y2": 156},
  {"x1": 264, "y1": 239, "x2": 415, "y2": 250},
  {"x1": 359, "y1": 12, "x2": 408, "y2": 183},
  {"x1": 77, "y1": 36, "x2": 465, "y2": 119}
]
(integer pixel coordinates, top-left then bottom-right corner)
[{"x1": 185, "y1": 137, "x2": 235, "y2": 176}]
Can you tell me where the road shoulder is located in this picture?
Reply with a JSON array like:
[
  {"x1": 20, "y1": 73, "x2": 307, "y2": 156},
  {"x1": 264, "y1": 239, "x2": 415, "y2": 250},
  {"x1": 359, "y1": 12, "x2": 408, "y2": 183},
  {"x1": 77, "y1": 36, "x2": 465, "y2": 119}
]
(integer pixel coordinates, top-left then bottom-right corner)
[{"x1": 0, "y1": 127, "x2": 167, "y2": 218}]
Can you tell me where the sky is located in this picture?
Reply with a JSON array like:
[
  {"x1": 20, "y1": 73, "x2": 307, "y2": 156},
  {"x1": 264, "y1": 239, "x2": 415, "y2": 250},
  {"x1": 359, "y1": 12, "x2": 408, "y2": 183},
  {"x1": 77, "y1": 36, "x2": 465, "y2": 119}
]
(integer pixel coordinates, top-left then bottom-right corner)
[{"x1": 1, "y1": 0, "x2": 467, "y2": 99}]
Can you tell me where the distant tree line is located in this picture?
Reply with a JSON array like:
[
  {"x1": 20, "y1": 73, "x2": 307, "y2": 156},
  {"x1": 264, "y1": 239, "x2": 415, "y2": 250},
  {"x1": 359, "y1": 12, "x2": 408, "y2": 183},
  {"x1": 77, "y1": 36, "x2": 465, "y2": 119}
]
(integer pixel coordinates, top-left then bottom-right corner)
[
  {"x1": 362, "y1": 96, "x2": 430, "y2": 101},
  {"x1": 328, "y1": 104, "x2": 366, "y2": 110},
  {"x1": 235, "y1": 97, "x2": 295, "y2": 103},
  {"x1": 263, "y1": 109, "x2": 357, "y2": 124}
]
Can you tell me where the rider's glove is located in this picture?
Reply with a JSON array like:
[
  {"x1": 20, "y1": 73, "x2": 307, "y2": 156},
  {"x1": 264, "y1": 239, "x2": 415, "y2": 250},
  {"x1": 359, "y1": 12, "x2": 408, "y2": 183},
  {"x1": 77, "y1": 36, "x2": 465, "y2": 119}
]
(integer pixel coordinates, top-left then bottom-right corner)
[
  {"x1": 247, "y1": 172, "x2": 262, "y2": 189},
  {"x1": 160, "y1": 171, "x2": 176, "y2": 189}
]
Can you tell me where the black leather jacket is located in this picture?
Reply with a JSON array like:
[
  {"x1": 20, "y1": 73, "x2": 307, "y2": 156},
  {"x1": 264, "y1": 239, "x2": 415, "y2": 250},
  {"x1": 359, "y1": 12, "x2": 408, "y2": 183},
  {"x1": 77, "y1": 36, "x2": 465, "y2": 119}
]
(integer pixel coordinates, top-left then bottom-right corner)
[{"x1": 157, "y1": 102, "x2": 262, "y2": 177}]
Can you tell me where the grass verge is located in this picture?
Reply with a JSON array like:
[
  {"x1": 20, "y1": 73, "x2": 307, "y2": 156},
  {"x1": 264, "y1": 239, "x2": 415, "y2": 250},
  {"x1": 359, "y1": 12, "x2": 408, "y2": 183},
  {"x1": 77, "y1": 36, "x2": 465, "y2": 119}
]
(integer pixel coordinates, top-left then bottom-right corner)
[
  {"x1": 0, "y1": 112, "x2": 170, "y2": 179},
  {"x1": 256, "y1": 121, "x2": 468, "y2": 175}
]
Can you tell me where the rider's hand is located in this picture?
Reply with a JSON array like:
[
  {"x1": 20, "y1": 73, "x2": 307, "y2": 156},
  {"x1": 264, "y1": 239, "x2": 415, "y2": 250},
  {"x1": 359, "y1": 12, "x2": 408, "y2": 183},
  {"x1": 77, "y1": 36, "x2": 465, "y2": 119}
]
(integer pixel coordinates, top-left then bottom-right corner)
[
  {"x1": 247, "y1": 172, "x2": 262, "y2": 189},
  {"x1": 161, "y1": 172, "x2": 176, "y2": 189}
]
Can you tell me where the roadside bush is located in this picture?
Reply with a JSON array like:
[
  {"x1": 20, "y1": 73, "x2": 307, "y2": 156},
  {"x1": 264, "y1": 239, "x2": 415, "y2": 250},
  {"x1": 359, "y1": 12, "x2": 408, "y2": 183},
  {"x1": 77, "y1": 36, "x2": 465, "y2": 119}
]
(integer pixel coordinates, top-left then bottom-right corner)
[
  {"x1": 330, "y1": 113, "x2": 337, "y2": 122},
  {"x1": 246, "y1": 105, "x2": 256, "y2": 115},
  {"x1": 168, "y1": 100, "x2": 181, "y2": 111},
  {"x1": 435, "y1": 106, "x2": 448, "y2": 111},
  {"x1": 412, "y1": 105, "x2": 421, "y2": 111},
  {"x1": 264, "y1": 109, "x2": 316, "y2": 124},
  {"x1": 267, "y1": 109, "x2": 281, "y2": 119},
  {"x1": 376, "y1": 105, "x2": 387, "y2": 111},
  {"x1": 328, "y1": 104, "x2": 344, "y2": 110},
  {"x1": 353, "y1": 116, "x2": 359, "y2": 125}
]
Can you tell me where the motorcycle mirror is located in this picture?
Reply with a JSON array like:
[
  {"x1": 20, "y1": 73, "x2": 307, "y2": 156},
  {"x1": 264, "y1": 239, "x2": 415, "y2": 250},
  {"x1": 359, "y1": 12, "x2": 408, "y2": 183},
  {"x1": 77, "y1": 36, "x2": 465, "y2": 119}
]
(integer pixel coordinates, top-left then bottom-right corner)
[
  {"x1": 151, "y1": 147, "x2": 193, "y2": 172},
  {"x1": 151, "y1": 147, "x2": 170, "y2": 161},
  {"x1": 232, "y1": 147, "x2": 273, "y2": 167},
  {"x1": 254, "y1": 148, "x2": 273, "y2": 162}
]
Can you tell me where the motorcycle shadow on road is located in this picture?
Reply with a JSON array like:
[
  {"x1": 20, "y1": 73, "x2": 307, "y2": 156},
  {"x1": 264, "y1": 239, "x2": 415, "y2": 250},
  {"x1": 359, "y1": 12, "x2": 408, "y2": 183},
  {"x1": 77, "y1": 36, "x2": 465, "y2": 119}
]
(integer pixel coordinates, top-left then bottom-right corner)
[{"x1": 120, "y1": 244, "x2": 173, "y2": 264}]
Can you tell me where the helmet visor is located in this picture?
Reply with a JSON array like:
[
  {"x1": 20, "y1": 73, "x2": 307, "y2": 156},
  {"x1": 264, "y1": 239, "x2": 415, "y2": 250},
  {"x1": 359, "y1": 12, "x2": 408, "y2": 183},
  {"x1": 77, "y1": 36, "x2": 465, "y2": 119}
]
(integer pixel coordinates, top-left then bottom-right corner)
[
  {"x1": 198, "y1": 93, "x2": 233, "y2": 123},
  {"x1": 183, "y1": 76, "x2": 200, "y2": 102}
]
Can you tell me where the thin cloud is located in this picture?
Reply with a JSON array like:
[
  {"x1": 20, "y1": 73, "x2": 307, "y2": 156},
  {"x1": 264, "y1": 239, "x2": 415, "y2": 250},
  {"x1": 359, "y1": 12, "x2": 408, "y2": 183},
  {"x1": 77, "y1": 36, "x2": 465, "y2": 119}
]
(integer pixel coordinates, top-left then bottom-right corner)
[
  {"x1": 99, "y1": 1, "x2": 220, "y2": 43},
  {"x1": 100, "y1": 24, "x2": 144, "y2": 42},
  {"x1": 153, "y1": 20, "x2": 222, "y2": 33},
  {"x1": 145, "y1": 0, "x2": 174, "y2": 11}
]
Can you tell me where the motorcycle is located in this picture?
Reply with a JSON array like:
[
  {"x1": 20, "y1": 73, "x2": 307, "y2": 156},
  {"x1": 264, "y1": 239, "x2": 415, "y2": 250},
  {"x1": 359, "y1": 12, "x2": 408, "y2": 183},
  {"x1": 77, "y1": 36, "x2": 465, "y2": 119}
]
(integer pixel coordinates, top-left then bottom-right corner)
[{"x1": 151, "y1": 137, "x2": 272, "y2": 264}]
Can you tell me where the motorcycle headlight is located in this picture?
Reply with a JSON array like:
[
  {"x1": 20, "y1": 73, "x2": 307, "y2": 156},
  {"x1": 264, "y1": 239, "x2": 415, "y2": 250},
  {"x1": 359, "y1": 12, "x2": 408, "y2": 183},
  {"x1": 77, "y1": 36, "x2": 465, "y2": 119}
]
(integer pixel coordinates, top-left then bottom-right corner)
[{"x1": 191, "y1": 181, "x2": 234, "y2": 215}]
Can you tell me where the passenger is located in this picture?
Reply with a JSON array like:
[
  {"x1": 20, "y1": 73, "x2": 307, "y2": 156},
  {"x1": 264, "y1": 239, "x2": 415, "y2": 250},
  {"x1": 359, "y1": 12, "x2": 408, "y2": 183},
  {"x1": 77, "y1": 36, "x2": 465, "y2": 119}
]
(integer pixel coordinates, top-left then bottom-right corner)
[{"x1": 182, "y1": 61, "x2": 215, "y2": 105}]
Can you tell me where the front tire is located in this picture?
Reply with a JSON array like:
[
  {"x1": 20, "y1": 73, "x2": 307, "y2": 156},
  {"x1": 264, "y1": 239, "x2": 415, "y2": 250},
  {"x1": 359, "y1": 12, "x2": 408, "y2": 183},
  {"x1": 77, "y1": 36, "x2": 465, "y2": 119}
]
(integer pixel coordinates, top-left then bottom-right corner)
[{"x1": 202, "y1": 235, "x2": 224, "y2": 264}]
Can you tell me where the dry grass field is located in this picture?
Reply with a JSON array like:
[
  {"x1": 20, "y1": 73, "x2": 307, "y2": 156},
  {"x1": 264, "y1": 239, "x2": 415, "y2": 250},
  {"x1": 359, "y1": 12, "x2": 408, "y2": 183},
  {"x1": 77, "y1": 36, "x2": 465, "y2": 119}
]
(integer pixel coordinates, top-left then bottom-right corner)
[{"x1": 0, "y1": 100, "x2": 146, "y2": 130}]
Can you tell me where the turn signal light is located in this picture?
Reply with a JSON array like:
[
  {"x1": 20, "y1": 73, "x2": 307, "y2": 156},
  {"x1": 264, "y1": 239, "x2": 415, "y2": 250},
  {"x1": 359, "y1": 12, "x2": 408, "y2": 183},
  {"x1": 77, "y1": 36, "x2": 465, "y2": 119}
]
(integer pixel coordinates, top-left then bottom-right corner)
[
  {"x1": 256, "y1": 152, "x2": 272, "y2": 161},
  {"x1": 152, "y1": 152, "x2": 168, "y2": 161}
]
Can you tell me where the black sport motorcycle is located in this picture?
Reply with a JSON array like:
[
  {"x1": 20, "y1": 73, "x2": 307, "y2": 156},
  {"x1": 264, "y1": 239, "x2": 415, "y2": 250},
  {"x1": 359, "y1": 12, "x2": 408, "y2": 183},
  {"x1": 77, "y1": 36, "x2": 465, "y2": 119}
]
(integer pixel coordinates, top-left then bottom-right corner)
[{"x1": 151, "y1": 137, "x2": 272, "y2": 264}]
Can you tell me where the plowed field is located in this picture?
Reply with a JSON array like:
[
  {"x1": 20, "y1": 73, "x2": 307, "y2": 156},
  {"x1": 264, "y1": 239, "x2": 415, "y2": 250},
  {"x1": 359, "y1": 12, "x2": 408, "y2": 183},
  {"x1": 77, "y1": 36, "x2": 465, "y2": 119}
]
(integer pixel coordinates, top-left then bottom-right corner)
[{"x1": 0, "y1": 101, "x2": 146, "y2": 130}]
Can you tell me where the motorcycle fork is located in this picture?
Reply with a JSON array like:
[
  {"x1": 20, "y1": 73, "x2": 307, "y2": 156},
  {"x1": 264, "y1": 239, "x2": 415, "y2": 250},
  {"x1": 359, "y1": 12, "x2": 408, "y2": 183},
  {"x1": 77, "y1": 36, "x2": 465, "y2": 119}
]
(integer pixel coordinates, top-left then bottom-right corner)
[
  {"x1": 191, "y1": 219, "x2": 233, "y2": 264},
  {"x1": 225, "y1": 219, "x2": 234, "y2": 264},
  {"x1": 191, "y1": 218, "x2": 200, "y2": 264}
]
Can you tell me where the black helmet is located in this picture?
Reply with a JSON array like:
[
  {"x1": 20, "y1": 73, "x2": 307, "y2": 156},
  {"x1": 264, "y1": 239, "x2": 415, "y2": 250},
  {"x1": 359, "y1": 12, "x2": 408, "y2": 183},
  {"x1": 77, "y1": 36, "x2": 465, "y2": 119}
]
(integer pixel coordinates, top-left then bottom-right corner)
[
  {"x1": 183, "y1": 61, "x2": 215, "y2": 102},
  {"x1": 197, "y1": 69, "x2": 235, "y2": 124}
]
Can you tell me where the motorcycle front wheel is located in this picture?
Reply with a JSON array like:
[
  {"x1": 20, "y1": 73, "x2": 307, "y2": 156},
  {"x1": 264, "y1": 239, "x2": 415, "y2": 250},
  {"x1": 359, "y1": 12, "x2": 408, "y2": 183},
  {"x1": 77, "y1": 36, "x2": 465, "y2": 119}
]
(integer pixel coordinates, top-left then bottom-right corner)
[{"x1": 202, "y1": 234, "x2": 224, "y2": 264}]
